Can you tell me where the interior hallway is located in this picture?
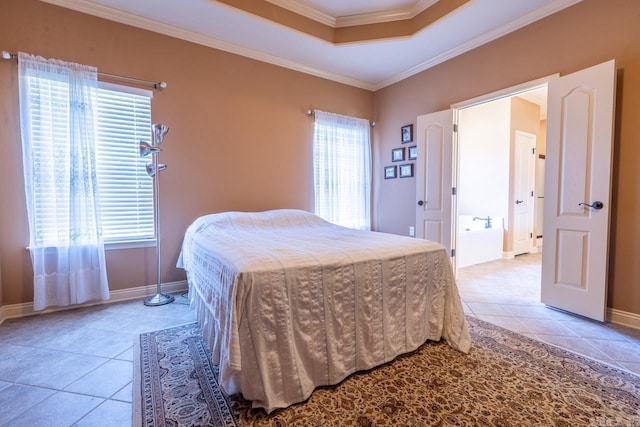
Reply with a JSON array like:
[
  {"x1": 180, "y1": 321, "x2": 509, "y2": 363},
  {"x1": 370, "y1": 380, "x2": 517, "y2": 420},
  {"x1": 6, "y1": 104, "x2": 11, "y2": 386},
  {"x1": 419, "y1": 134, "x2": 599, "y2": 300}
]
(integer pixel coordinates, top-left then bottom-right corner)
[{"x1": 457, "y1": 253, "x2": 640, "y2": 375}]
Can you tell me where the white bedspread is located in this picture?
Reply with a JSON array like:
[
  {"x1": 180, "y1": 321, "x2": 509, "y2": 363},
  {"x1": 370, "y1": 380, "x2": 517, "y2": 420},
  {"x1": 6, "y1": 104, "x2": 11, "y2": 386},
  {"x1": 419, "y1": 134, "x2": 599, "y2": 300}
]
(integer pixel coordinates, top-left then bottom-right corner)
[{"x1": 177, "y1": 209, "x2": 471, "y2": 413}]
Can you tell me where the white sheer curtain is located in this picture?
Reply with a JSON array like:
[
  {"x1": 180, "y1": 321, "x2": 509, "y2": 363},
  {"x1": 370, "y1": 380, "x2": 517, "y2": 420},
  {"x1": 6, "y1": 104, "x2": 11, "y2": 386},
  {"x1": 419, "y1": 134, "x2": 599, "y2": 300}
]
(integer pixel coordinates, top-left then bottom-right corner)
[
  {"x1": 313, "y1": 110, "x2": 371, "y2": 230},
  {"x1": 18, "y1": 52, "x2": 109, "y2": 311}
]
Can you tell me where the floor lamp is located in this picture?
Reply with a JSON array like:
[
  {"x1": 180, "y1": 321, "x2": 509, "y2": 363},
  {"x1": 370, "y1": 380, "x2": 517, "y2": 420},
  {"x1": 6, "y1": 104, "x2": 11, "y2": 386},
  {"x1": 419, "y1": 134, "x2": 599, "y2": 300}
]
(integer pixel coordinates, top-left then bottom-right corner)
[{"x1": 141, "y1": 123, "x2": 174, "y2": 306}]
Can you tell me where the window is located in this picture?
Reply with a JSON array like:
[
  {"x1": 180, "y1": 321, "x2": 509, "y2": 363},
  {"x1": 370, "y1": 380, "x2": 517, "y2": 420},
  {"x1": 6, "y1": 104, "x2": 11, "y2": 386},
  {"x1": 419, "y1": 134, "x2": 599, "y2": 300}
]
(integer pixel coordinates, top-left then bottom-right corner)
[
  {"x1": 312, "y1": 110, "x2": 371, "y2": 230},
  {"x1": 25, "y1": 78, "x2": 154, "y2": 246},
  {"x1": 95, "y1": 83, "x2": 154, "y2": 243}
]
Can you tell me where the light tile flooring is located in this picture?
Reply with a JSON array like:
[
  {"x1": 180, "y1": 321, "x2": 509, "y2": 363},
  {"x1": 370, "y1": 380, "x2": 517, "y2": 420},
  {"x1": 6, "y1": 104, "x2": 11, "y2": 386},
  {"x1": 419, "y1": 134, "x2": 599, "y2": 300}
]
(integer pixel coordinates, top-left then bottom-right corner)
[
  {"x1": 1, "y1": 255, "x2": 639, "y2": 426},
  {"x1": 457, "y1": 252, "x2": 640, "y2": 375},
  {"x1": 0, "y1": 293, "x2": 195, "y2": 426}
]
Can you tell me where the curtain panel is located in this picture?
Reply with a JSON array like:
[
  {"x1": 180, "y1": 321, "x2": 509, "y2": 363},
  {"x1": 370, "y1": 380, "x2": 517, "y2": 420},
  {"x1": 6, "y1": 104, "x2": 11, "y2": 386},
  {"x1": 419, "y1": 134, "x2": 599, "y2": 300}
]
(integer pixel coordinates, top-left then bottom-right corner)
[
  {"x1": 18, "y1": 52, "x2": 109, "y2": 311},
  {"x1": 313, "y1": 110, "x2": 371, "y2": 230}
]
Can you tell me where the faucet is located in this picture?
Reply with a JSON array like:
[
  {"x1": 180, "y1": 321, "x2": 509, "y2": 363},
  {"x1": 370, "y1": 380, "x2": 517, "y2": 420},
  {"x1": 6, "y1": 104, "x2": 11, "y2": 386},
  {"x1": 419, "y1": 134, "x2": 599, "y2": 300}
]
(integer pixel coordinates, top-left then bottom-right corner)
[{"x1": 473, "y1": 216, "x2": 492, "y2": 228}]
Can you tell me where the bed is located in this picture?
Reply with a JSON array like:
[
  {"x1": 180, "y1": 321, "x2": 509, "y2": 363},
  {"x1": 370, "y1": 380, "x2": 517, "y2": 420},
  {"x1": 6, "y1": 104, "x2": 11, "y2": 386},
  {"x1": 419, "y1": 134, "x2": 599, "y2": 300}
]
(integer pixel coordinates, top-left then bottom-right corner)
[{"x1": 177, "y1": 209, "x2": 471, "y2": 413}]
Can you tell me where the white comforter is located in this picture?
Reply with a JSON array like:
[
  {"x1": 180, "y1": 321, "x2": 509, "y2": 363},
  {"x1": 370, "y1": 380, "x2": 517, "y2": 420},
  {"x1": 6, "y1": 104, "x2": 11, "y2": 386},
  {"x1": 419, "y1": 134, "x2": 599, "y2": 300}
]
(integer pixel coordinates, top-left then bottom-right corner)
[{"x1": 177, "y1": 209, "x2": 470, "y2": 413}]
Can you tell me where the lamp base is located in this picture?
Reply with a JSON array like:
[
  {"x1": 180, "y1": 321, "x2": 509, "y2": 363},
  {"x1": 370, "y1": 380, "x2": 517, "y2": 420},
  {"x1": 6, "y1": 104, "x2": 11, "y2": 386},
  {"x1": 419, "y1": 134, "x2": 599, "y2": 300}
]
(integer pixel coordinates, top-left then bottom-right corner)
[{"x1": 143, "y1": 293, "x2": 175, "y2": 306}]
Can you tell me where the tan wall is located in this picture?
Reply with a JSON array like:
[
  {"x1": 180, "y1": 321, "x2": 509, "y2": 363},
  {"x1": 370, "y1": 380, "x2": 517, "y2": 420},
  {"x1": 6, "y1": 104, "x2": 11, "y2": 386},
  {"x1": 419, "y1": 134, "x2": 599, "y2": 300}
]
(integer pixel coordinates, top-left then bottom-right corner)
[
  {"x1": 457, "y1": 98, "x2": 511, "y2": 220},
  {"x1": 510, "y1": 98, "x2": 541, "y2": 145},
  {"x1": 3, "y1": 0, "x2": 640, "y2": 317},
  {"x1": 373, "y1": 0, "x2": 640, "y2": 315},
  {"x1": 538, "y1": 120, "x2": 547, "y2": 156},
  {"x1": 0, "y1": 0, "x2": 373, "y2": 306}
]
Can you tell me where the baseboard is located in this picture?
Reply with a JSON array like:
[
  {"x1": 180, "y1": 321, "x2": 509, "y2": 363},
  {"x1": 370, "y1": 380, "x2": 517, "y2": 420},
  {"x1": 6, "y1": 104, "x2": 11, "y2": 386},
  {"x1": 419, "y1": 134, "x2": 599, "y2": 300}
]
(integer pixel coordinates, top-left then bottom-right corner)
[
  {"x1": 0, "y1": 280, "x2": 188, "y2": 324},
  {"x1": 503, "y1": 248, "x2": 539, "y2": 258},
  {"x1": 608, "y1": 307, "x2": 640, "y2": 330},
  {"x1": 2, "y1": 281, "x2": 637, "y2": 332}
]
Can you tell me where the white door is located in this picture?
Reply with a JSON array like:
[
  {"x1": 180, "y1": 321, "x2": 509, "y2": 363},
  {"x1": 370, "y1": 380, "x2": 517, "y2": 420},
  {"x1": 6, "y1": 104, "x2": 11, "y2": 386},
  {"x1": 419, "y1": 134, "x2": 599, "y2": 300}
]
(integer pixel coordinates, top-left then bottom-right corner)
[
  {"x1": 513, "y1": 131, "x2": 536, "y2": 255},
  {"x1": 541, "y1": 60, "x2": 616, "y2": 321},
  {"x1": 415, "y1": 110, "x2": 453, "y2": 254}
]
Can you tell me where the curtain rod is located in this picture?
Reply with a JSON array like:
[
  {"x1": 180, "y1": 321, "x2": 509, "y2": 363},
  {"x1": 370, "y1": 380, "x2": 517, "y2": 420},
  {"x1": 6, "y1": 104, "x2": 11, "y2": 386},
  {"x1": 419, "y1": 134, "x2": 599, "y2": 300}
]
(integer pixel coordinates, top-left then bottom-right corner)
[
  {"x1": 307, "y1": 109, "x2": 376, "y2": 127},
  {"x1": 1, "y1": 50, "x2": 167, "y2": 90}
]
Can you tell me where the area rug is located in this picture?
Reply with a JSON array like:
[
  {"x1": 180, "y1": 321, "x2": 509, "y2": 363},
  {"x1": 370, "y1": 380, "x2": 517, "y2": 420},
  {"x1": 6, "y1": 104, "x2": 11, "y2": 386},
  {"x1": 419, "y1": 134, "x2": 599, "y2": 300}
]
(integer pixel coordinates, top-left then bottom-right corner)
[{"x1": 133, "y1": 317, "x2": 640, "y2": 426}]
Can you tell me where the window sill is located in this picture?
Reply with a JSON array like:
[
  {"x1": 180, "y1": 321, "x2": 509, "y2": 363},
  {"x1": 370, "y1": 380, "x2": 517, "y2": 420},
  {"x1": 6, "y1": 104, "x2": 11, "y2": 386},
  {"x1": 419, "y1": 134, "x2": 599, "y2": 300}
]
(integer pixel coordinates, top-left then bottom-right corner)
[
  {"x1": 105, "y1": 239, "x2": 156, "y2": 250},
  {"x1": 26, "y1": 239, "x2": 157, "y2": 251}
]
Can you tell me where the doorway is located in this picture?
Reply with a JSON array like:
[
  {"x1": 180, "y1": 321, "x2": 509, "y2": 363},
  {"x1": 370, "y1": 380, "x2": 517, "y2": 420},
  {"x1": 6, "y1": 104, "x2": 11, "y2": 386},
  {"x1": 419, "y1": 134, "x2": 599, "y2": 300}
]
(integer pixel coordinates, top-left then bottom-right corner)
[
  {"x1": 455, "y1": 87, "x2": 547, "y2": 287},
  {"x1": 415, "y1": 60, "x2": 616, "y2": 321}
]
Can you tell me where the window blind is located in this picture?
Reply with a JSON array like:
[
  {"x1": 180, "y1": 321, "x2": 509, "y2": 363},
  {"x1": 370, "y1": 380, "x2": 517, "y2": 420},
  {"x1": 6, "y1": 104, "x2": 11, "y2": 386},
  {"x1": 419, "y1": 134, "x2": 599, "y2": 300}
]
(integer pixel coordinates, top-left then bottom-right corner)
[
  {"x1": 24, "y1": 76, "x2": 154, "y2": 247},
  {"x1": 95, "y1": 83, "x2": 154, "y2": 243}
]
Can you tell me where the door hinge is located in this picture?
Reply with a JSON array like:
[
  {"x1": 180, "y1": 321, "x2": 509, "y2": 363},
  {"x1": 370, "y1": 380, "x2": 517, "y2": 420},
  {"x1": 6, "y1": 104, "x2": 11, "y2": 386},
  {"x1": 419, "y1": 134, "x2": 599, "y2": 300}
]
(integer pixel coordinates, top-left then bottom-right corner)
[
  {"x1": 451, "y1": 249, "x2": 456, "y2": 257},
  {"x1": 453, "y1": 124, "x2": 458, "y2": 132},
  {"x1": 530, "y1": 233, "x2": 533, "y2": 238},
  {"x1": 452, "y1": 187, "x2": 457, "y2": 196},
  {"x1": 531, "y1": 191, "x2": 534, "y2": 197}
]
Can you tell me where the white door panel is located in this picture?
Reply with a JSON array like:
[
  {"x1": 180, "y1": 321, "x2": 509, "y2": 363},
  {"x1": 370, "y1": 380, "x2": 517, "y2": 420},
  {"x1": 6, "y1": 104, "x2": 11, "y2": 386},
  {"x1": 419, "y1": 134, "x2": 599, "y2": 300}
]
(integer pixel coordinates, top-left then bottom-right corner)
[
  {"x1": 513, "y1": 131, "x2": 536, "y2": 255},
  {"x1": 416, "y1": 110, "x2": 453, "y2": 254},
  {"x1": 541, "y1": 60, "x2": 616, "y2": 321}
]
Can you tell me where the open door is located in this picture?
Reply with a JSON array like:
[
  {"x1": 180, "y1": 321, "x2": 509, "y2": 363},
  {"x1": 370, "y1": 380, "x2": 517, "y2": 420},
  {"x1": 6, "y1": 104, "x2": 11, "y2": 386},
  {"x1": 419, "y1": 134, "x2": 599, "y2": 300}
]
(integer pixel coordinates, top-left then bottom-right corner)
[
  {"x1": 415, "y1": 110, "x2": 453, "y2": 254},
  {"x1": 541, "y1": 60, "x2": 616, "y2": 321}
]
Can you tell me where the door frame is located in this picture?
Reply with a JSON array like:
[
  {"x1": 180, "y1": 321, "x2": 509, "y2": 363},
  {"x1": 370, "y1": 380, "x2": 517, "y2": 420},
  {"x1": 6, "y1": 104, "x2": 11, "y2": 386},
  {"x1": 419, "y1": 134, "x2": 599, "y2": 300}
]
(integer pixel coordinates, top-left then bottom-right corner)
[{"x1": 449, "y1": 75, "x2": 557, "y2": 273}]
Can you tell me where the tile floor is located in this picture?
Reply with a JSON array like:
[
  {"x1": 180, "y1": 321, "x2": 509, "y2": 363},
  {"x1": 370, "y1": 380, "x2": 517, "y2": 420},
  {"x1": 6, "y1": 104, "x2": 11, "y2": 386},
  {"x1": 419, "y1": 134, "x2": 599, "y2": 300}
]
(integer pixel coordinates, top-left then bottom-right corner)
[
  {"x1": 0, "y1": 293, "x2": 195, "y2": 427},
  {"x1": 457, "y1": 252, "x2": 640, "y2": 375},
  {"x1": 0, "y1": 254, "x2": 638, "y2": 426}
]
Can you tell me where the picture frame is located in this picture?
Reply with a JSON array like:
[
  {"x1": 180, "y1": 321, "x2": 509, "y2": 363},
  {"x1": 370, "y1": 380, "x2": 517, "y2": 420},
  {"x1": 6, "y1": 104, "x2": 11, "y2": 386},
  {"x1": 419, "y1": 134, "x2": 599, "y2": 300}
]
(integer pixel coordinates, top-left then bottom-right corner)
[
  {"x1": 384, "y1": 165, "x2": 397, "y2": 179},
  {"x1": 401, "y1": 124, "x2": 413, "y2": 143},
  {"x1": 392, "y1": 147, "x2": 405, "y2": 162},
  {"x1": 399, "y1": 163, "x2": 414, "y2": 178},
  {"x1": 408, "y1": 145, "x2": 417, "y2": 160}
]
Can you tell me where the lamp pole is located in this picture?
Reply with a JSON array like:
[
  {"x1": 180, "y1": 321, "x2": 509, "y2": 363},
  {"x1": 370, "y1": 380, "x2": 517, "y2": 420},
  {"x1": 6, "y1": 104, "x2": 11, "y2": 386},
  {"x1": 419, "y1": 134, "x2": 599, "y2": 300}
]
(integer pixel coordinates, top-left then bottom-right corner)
[{"x1": 142, "y1": 124, "x2": 174, "y2": 306}]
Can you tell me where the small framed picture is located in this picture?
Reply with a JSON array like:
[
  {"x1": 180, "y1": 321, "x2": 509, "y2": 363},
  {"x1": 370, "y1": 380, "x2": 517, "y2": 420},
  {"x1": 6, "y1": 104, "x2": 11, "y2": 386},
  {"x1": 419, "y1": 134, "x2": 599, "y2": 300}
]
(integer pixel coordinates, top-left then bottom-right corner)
[
  {"x1": 384, "y1": 165, "x2": 397, "y2": 179},
  {"x1": 392, "y1": 147, "x2": 405, "y2": 162},
  {"x1": 401, "y1": 124, "x2": 413, "y2": 143},
  {"x1": 408, "y1": 146, "x2": 417, "y2": 160},
  {"x1": 399, "y1": 163, "x2": 414, "y2": 178}
]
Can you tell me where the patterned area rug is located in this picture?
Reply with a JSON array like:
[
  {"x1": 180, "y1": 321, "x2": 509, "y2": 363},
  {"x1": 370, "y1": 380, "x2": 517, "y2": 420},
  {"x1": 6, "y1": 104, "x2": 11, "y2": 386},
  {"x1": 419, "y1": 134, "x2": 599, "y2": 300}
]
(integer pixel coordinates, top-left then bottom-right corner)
[{"x1": 134, "y1": 317, "x2": 640, "y2": 426}]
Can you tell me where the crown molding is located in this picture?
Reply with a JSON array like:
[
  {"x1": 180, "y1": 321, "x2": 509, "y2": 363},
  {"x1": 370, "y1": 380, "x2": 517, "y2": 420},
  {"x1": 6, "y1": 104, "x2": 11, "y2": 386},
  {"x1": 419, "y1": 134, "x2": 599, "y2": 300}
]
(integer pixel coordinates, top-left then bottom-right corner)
[
  {"x1": 266, "y1": 0, "x2": 438, "y2": 28},
  {"x1": 374, "y1": 0, "x2": 583, "y2": 90},
  {"x1": 336, "y1": 0, "x2": 438, "y2": 27},
  {"x1": 265, "y1": 0, "x2": 336, "y2": 26},
  {"x1": 41, "y1": 0, "x2": 582, "y2": 92},
  {"x1": 411, "y1": 0, "x2": 441, "y2": 17},
  {"x1": 39, "y1": 0, "x2": 376, "y2": 90},
  {"x1": 336, "y1": 9, "x2": 411, "y2": 28}
]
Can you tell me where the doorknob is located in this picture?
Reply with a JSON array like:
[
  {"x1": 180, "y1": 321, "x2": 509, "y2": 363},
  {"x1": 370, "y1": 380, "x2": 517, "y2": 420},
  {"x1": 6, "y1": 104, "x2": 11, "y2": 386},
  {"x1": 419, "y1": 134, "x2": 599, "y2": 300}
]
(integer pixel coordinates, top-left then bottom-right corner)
[
  {"x1": 417, "y1": 200, "x2": 426, "y2": 206},
  {"x1": 579, "y1": 201, "x2": 604, "y2": 210},
  {"x1": 515, "y1": 200, "x2": 524, "y2": 204}
]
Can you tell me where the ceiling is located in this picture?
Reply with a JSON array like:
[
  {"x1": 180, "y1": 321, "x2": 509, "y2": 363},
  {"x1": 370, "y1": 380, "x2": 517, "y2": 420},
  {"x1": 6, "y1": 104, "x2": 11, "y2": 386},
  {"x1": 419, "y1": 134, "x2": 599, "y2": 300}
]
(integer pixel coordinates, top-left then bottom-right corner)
[{"x1": 42, "y1": 0, "x2": 581, "y2": 91}]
